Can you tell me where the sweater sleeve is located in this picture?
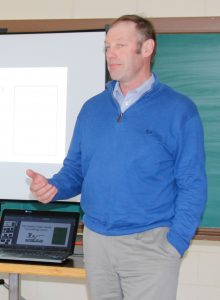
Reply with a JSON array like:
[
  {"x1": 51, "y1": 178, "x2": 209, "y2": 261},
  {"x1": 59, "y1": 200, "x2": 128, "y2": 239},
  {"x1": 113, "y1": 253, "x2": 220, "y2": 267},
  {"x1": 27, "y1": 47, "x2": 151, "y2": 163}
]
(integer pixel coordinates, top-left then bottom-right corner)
[
  {"x1": 167, "y1": 111, "x2": 207, "y2": 256},
  {"x1": 48, "y1": 115, "x2": 83, "y2": 201}
]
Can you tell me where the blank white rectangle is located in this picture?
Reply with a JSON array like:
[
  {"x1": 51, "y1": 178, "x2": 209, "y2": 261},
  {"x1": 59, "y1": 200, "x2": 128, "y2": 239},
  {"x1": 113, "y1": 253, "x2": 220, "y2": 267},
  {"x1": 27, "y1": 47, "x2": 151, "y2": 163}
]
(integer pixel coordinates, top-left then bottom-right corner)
[{"x1": 0, "y1": 67, "x2": 67, "y2": 163}]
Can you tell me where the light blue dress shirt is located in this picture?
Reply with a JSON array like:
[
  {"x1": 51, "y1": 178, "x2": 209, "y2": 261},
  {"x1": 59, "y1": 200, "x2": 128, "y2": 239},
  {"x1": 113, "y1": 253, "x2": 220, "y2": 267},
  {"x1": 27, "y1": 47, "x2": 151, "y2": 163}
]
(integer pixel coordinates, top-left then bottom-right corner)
[{"x1": 113, "y1": 74, "x2": 155, "y2": 113}]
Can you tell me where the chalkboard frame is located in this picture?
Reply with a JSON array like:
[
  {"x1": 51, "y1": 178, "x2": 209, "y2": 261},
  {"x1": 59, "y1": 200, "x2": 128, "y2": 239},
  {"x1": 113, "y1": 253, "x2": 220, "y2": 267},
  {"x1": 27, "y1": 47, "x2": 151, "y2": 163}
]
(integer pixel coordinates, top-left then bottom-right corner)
[{"x1": 0, "y1": 16, "x2": 219, "y2": 240}]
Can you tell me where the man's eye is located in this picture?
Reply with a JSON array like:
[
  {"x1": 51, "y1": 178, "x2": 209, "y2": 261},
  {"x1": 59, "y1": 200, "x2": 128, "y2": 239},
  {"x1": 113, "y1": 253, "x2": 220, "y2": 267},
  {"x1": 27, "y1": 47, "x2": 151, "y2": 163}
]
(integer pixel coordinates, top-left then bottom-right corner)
[
  {"x1": 103, "y1": 43, "x2": 126, "y2": 53},
  {"x1": 104, "y1": 46, "x2": 110, "y2": 53},
  {"x1": 116, "y1": 44, "x2": 126, "y2": 48}
]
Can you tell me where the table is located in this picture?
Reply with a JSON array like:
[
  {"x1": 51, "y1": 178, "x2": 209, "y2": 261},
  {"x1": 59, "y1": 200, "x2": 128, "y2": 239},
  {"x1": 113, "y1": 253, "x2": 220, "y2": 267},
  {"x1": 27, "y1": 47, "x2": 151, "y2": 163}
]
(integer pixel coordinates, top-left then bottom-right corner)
[{"x1": 0, "y1": 256, "x2": 86, "y2": 300}]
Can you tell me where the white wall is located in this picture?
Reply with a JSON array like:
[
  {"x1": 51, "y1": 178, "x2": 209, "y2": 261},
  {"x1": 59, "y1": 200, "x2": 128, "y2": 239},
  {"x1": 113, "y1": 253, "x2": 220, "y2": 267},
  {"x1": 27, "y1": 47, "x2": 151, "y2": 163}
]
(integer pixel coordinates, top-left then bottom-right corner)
[
  {"x1": 177, "y1": 240, "x2": 220, "y2": 300},
  {"x1": 0, "y1": 0, "x2": 220, "y2": 19},
  {"x1": 0, "y1": 1, "x2": 219, "y2": 300}
]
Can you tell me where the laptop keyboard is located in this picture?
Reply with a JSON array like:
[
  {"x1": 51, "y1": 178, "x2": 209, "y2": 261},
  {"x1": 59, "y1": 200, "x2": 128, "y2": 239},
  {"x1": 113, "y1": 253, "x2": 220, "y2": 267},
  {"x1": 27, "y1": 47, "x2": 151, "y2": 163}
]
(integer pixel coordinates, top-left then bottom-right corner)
[{"x1": 0, "y1": 249, "x2": 66, "y2": 260}]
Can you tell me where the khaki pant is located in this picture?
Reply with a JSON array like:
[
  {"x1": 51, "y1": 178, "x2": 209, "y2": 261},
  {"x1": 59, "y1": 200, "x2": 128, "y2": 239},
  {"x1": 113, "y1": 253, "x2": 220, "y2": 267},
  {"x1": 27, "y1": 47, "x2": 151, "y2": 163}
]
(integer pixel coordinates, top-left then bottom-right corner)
[{"x1": 83, "y1": 226, "x2": 181, "y2": 300}]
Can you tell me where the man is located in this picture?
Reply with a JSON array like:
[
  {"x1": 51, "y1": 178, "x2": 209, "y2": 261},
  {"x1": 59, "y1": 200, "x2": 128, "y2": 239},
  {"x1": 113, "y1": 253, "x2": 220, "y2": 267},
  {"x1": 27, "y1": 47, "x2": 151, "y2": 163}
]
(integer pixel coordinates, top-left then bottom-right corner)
[{"x1": 27, "y1": 15, "x2": 207, "y2": 300}]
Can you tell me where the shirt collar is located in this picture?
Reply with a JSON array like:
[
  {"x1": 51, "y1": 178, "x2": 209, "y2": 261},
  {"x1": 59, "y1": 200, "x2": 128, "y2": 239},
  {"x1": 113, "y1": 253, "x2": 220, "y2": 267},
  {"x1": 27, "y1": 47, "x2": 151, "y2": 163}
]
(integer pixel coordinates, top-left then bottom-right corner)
[{"x1": 113, "y1": 74, "x2": 155, "y2": 99}]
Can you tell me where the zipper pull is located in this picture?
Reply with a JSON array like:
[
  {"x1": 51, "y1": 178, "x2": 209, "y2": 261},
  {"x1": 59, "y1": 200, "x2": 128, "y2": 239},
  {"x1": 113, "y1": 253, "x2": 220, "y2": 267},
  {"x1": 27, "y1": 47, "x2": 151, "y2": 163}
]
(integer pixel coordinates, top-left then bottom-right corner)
[{"x1": 117, "y1": 112, "x2": 123, "y2": 123}]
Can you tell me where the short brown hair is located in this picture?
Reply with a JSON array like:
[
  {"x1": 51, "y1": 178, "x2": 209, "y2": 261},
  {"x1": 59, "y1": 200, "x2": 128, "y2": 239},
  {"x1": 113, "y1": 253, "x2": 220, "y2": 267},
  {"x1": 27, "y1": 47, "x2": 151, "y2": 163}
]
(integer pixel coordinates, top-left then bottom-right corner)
[{"x1": 111, "y1": 15, "x2": 157, "y2": 64}]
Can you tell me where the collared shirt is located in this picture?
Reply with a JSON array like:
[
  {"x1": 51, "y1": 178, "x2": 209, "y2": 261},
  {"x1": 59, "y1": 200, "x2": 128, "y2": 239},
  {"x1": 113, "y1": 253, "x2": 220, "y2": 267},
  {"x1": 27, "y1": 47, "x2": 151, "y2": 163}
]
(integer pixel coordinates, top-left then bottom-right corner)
[{"x1": 113, "y1": 74, "x2": 155, "y2": 113}]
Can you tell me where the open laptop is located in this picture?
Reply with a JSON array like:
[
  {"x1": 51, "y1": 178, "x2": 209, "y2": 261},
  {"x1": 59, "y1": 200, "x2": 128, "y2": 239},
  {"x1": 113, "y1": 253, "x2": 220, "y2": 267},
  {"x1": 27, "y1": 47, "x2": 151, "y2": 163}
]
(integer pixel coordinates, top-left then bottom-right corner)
[{"x1": 0, "y1": 209, "x2": 80, "y2": 264}]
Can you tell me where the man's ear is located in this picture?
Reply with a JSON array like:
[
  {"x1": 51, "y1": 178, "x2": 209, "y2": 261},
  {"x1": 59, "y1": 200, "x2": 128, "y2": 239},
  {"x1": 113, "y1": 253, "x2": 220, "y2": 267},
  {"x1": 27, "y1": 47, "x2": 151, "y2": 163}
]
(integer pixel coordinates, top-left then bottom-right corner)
[{"x1": 142, "y1": 39, "x2": 155, "y2": 58}]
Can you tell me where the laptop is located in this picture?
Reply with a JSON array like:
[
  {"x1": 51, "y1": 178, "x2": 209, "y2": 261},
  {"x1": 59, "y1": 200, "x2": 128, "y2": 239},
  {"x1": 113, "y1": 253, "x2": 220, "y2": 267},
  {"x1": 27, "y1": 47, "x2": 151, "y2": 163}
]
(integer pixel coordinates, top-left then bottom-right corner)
[{"x1": 0, "y1": 209, "x2": 80, "y2": 264}]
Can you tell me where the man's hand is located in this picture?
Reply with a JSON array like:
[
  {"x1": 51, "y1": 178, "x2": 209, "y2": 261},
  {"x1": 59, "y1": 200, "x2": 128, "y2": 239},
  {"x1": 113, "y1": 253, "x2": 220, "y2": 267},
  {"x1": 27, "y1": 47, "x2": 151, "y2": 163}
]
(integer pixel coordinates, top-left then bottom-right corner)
[{"x1": 26, "y1": 169, "x2": 58, "y2": 203}]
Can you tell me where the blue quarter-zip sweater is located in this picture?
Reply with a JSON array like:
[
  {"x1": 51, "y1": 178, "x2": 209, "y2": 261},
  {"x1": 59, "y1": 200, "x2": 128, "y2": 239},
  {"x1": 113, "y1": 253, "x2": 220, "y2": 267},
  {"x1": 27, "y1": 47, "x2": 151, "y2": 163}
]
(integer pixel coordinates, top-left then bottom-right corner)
[{"x1": 49, "y1": 77, "x2": 207, "y2": 256}]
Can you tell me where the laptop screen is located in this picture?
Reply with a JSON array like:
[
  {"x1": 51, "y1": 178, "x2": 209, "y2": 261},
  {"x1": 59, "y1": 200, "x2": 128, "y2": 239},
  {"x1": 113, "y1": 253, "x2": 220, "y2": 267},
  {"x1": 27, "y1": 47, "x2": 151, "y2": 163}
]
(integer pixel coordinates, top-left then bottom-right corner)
[{"x1": 0, "y1": 209, "x2": 79, "y2": 252}]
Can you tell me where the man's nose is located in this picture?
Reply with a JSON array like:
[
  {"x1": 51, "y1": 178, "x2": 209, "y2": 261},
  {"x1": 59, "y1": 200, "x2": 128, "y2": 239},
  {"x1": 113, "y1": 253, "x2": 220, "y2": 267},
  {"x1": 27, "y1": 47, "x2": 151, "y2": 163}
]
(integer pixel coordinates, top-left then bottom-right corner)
[{"x1": 106, "y1": 47, "x2": 117, "y2": 59}]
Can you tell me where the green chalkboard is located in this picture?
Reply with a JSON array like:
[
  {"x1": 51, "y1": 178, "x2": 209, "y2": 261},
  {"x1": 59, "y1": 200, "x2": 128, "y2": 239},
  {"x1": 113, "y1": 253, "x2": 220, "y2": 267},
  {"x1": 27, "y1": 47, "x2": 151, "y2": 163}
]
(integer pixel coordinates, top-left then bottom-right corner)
[
  {"x1": 0, "y1": 200, "x2": 82, "y2": 217},
  {"x1": 153, "y1": 33, "x2": 220, "y2": 227}
]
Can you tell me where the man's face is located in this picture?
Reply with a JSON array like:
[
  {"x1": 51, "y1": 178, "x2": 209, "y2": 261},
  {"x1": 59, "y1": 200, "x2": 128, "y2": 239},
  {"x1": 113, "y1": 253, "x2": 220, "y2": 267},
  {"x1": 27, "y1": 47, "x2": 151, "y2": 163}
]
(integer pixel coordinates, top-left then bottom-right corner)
[{"x1": 105, "y1": 21, "x2": 148, "y2": 86}]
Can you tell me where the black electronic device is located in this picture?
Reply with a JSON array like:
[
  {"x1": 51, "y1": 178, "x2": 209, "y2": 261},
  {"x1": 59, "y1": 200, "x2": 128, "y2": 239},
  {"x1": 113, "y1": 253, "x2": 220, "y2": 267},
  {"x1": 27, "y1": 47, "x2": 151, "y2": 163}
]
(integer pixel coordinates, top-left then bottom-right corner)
[{"x1": 0, "y1": 209, "x2": 79, "y2": 263}]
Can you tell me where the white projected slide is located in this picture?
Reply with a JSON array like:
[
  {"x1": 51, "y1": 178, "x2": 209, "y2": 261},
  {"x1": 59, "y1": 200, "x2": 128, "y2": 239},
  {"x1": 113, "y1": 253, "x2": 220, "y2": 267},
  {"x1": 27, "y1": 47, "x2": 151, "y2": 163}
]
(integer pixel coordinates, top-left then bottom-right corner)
[
  {"x1": 0, "y1": 30, "x2": 105, "y2": 200},
  {"x1": 0, "y1": 67, "x2": 67, "y2": 163}
]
